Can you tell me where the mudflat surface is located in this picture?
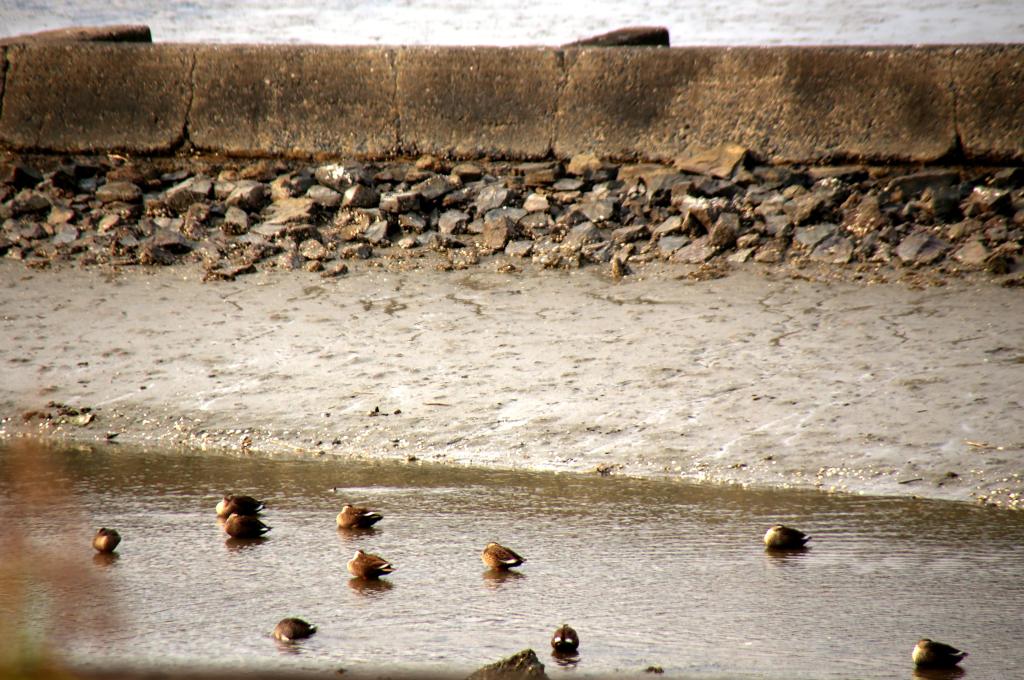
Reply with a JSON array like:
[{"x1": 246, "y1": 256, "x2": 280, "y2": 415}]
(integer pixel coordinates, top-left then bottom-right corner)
[{"x1": 1, "y1": 260, "x2": 1022, "y2": 507}]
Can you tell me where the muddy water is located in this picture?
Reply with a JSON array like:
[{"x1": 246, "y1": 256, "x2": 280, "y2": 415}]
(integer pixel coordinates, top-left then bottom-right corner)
[{"x1": 2, "y1": 445, "x2": 1022, "y2": 678}]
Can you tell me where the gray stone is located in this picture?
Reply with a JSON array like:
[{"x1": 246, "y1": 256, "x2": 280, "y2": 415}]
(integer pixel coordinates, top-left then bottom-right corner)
[
  {"x1": 897, "y1": 231, "x2": 949, "y2": 264},
  {"x1": 809, "y1": 234, "x2": 854, "y2": 264},
  {"x1": 150, "y1": 228, "x2": 192, "y2": 254},
  {"x1": 223, "y1": 206, "x2": 249, "y2": 235},
  {"x1": 483, "y1": 218, "x2": 514, "y2": 250},
  {"x1": 451, "y1": 162, "x2": 484, "y2": 183},
  {"x1": 565, "y1": 26, "x2": 670, "y2": 47},
  {"x1": 519, "y1": 212, "x2": 553, "y2": 235},
  {"x1": 652, "y1": 215, "x2": 685, "y2": 239},
  {"x1": 657, "y1": 235, "x2": 690, "y2": 255},
  {"x1": 165, "y1": 176, "x2": 212, "y2": 214},
  {"x1": 52, "y1": 224, "x2": 79, "y2": 245},
  {"x1": 563, "y1": 221, "x2": 604, "y2": 249},
  {"x1": 438, "y1": 210, "x2": 471, "y2": 235},
  {"x1": 671, "y1": 235, "x2": 715, "y2": 263},
  {"x1": 475, "y1": 184, "x2": 510, "y2": 213},
  {"x1": 566, "y1": 153, "x2": 617, "y2": 182},
  {"x1": 612, "y1": 223, "x2": 650, "y2": 244},
  {"x1": 412, "y1": 175, "x2": 455, "y2": 202},
  {"x1": 342, "y1": 184, "x2": 379, "y2": 209},
  {"x1": 789, "y1": 192, "x2": 827, "y2": 224},
  {"x1": 338, "y1": 242, "x2": 373, "y2": 259},
  {"x1": 952, "y1": 239, "x2": 990, "y2": 266},
  {"x1": 270, "y1": 173, "x2": 314, "y2": 201},
  {"x1": 843, "y1": 194, "x2": 888, "y2": 238},
  {"x1": 760, "y1": 213, "x2": 792, "y2": 237},
  {"x1": 505, "y1": 240, "x2": 534, "y2": 258},
  {"x1": 523, "y1": 193, "x2": 550, "y2": 213},
  {"x1": 263, "y1": 197, "x2": 315, "y2": 225},
  {"x1": 579, "y1": 199, "x2": 616, "y2": 223},
  {"x1": 306, "y1": 185, "x2": 342, "y2": 208},
  {"x1": 380, "y1": 191, "x2": 421, "y2": 213},
  {"x1": 314, "y1": 163, "x2": 370, "y2": 191},
  {"x1": 10, "y1": 190, "x2": 50, "y2": 215},
  {"x1": 399, "y1": 213, "x2": 427, "y2": 233},
  {"x1": 96, "y1": 181, "x2": 142, "y2": 204},
  {"x1": 47, "y1": 205, "x2": 75, "y2": 226},
  {"x1": 964, "y1": 186, "x2": 1012, "y2": 216},
  {"x1": 708, "y1": 212, "x2": 739, "y2": 250},
  {"x1": 794, "y1": 223, "x2": 837, "y2": 249},
  {"x1": 552, "y1": 178, "x2": 586, "y2": 192},
  {"x1": 673, "y1": 142, "x2": 748, "y2": 178},
  {"x1": 673, "y1": 194, "x2": 720, "y2": 230},
  {"x1": 225, "y1": 180, "x2": 269, "y2": 212},
  {"x1": 251, "y1": 222, "x2": 290, "y2": 239},
  {"x1": 753, "y1": 238, "x2": 787, "y2": 263},
  {"x1": 516, "y1": 161, "x2": 563, "y2": 186},
  {"x1": 363, "y1": 220, "x2": 391, "y2": 245},
  {"x1": 886, "y1": 169, "x2": 960, "y2": 199},
  {"x1": 485, "y1": 207, "x2": 527, "y2": 231},
  {"x1": 299, "y1": 238, "x2": 328, "y2": 260},
  {"x1": 728, "y1": 246, "x2": 756, "y2": 263}
]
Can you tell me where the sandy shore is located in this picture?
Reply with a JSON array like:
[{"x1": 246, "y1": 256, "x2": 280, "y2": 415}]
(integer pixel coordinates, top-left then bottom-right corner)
[{"x1": 2, "y1": 259, "x2": 1022, "y2": 508}]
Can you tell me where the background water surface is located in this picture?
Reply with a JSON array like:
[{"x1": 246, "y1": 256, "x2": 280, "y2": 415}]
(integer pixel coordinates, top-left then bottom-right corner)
[{"x1": 0, "y1": 0, "x2": 1022, "y2": 45}]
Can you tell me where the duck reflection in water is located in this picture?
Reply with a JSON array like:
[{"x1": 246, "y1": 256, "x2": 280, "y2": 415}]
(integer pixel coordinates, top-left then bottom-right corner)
[
  {"x1": 912, "y1": 667, "x2": 966, "y2": 680},
  {"x1": 482, "y1": 568, "x2": 526, "y2": 589},
  {"x1": 347, "y1": 577, "x2": 395, "y2": 596},
  {"x1": 336, "y1": 525, "x2": 378, "y2": 542},
  {"x1": 92, "y1": 551, "x2": 120, "y2": 567},
  {"x1": 224, "y1": 536, "x2": 269, "y2": 552},
  {"x1": 763, "y1": 546, "x2": 811, "y2": 567}
]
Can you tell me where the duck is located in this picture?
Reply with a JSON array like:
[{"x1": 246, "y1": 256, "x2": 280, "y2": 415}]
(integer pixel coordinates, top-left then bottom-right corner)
[
  {"x1": 347, "y1": 549, "x2": 395, "y2": 580},
  {"x1": 763, "y1": 525, "x2": 811, "y2": 550},
  {"x1": 92, "y1": 528, "x2": 121, "y2": 553},
  {"x1": 551, "y1": 624, "x2": 580, "y2": 654},
  {"x1": 336, "y1": 503, "x2": 383, "y2": 529},
  {"x1": 913, "y1": 639, "x2": 968, "y2": 668},
  {"x1": 224, "y1": 513, "x2": 271, "y2": 539},
  {"x1": 272, "y1": 617, "x2": 317, "y2": 642},
  {"x1": 216, "y1": 494, "x2": 265, "y2": 518},
  {"x1": 481, "y1": 542, "x2": 525, "y2": 570}
]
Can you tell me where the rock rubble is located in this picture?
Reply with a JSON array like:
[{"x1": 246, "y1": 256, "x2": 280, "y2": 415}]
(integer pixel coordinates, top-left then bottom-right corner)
[{"x1": 1, "y1": 150, "x2": 1022, "y2": 284}]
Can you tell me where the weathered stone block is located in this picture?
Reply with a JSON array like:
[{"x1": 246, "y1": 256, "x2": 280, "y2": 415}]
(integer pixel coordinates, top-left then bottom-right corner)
[
  {"x1": 190, "y1": 45, "x2": 397, "y2": 157},
  {"x1": 397, "y1": 47, "x2": 560, "y2": 158},
  {"x1": 953, "y1": 45, "x2": 1024, "y2": 161},
  {"x1": 0, "y1": 43, "x2": 191, "y2": 153},
  {"x1": 557, "y1": 46, "x2": 956, "y2": 163}
]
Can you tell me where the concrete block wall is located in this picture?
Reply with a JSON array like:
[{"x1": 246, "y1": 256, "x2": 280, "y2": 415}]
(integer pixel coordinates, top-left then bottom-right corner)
[{"x1": 0, "y1": 42, "x2": 1020, "y2": 163}]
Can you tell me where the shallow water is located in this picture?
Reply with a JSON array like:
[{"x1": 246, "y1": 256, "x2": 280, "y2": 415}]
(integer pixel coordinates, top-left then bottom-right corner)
[
  {"x1": 1, "y1": 445, "x2": 1022, "y2": 678},
  {"x1": 0, "y1": 0, "x2": 1022, "y2": 45}
]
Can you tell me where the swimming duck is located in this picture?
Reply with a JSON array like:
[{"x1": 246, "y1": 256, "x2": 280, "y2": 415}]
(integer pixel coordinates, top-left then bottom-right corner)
[
  {"x1": 481, "y1": 542, "x2": 525, "y2": 570},
  {"x1": 763, "y1": 525, "x2": 810, "y2": 550},
  {"x1": 347, "y1": 549, "x2": 395, "y2": 580},
  {"x1": 272, "y1": 617, "x2": 317, "y2": 642},
  {"x1": 336, "y1": 503, "x2": 383, "y2": 529},
  {"x1": 913, "y1": 639, "x2": 968, "y2": 668},
  {"x1": 551, "y1": 624, "x2": 580, "y2": 654},
  {"x1": 216, "y1": 494, "x2": 265, "y2": 518},
  {"x1": 92, "y1": 528, "x2": 121, "y2": 553},
  {"x1": 224, "y1": 513, "x2": 271, "y2": 539}
]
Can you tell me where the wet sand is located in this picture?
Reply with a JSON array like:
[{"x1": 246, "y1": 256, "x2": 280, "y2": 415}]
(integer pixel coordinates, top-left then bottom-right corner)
[{"x1": 1, "y1": 259, "x2": 1022, "y2": 507}]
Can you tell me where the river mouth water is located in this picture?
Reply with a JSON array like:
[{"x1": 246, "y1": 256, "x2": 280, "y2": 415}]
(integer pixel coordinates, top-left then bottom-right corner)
[{"x1": 1, "y1": 444, "x2": 1022, "y2": 679}]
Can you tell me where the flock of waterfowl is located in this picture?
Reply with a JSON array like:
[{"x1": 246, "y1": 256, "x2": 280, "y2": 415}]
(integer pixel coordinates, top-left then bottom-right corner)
[{"x1": 91, "y1": 499, "x2": 968, "y2": 670}]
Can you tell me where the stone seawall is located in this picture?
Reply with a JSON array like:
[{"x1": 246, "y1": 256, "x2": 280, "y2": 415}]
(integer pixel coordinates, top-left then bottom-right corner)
[{"x1": 0, "y1": 43, "x2": 1021, "y2": 163}]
